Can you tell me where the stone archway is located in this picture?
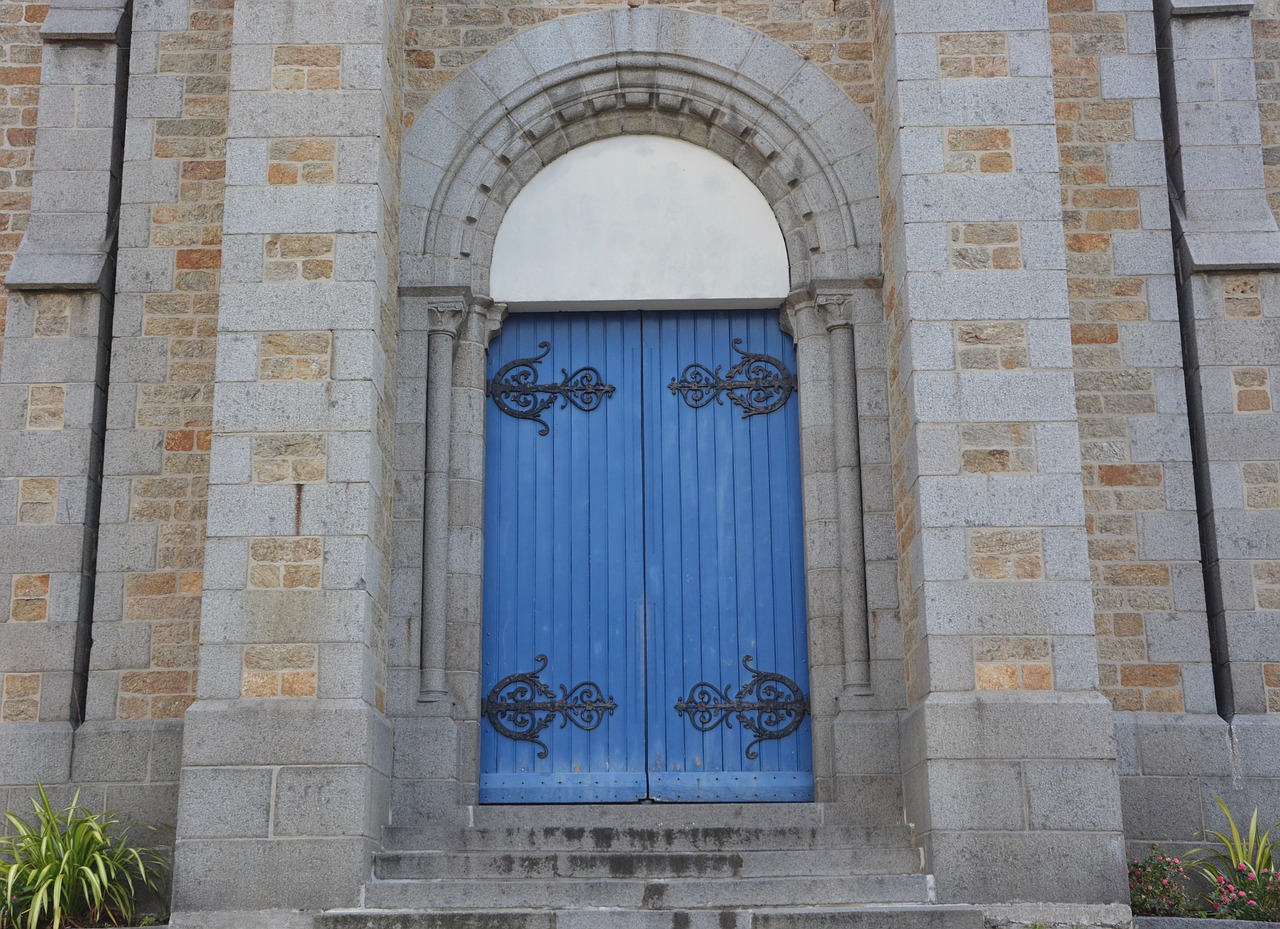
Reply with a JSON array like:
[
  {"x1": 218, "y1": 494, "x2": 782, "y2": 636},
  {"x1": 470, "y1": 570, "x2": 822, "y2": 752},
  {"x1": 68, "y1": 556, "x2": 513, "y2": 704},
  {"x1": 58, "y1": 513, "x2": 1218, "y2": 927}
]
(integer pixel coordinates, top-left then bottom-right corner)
[{"x1": 391, "y1": 7, "x2": 893, "y2": 815}]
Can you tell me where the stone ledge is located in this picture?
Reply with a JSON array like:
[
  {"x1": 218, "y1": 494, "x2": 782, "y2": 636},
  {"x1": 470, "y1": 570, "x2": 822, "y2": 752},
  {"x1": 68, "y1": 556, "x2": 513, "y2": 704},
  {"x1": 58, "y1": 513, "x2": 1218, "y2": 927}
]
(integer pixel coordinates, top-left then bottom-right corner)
[
  {"x1": 1137, "y1": 919, "x2": 1280, "y2": 929},
  {"x1": 1181, "y1": 230, "x2": 1280, "y2": 273},
  {"x1": 5, "y1": 247, "x2": 109, "y2": 291},
  {"x1": 169, "y1": 912, "x2": 313, "y2": 929},
  {"x1": 1169, "y1": 0, "x2": 1255, "y2": 14},
  {"x1": 40, "y1": 0, "x2": 127, "y2": 41},
  {"x1": 986, "y1": 902, "x2": 1134, "y2": 929}
]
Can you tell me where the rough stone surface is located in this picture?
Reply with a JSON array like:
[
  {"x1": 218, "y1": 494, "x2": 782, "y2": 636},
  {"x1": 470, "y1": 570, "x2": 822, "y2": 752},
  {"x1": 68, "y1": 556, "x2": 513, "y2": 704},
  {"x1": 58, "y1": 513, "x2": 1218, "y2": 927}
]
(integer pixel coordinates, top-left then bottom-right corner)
[{"x1": 1, "y1": 0, "x2": 1280, "y2": 923}]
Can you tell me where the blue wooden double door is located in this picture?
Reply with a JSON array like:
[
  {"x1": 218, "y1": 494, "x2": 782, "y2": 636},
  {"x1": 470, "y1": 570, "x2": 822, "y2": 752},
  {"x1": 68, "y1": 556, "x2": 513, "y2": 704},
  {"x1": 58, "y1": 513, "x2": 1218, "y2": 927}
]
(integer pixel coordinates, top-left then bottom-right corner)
[{"x1": 480, "y1": 310, "x2": 813, "y2": 803}]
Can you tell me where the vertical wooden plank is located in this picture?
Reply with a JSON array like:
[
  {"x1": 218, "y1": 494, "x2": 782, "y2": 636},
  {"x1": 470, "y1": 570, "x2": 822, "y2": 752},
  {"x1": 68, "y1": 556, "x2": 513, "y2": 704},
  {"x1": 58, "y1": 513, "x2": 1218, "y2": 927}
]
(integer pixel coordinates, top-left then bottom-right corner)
[
  {"x1": 646, "y1": 309, "x2": 813, "y2": 801},
  {"x1": 480, "y1": 312, "x2": 646, "y2": 802}
]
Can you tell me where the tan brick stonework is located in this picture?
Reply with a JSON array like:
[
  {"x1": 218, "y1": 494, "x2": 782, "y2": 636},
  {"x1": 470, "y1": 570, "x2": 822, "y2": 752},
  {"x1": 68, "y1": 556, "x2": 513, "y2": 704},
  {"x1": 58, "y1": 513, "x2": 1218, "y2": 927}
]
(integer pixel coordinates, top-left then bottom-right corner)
[
  {"x1": 17, "y1": 477, "x2": 55, "y2": 524},
  {"x1": 0, "y1": 1, "x2": 45, "y2": 377},
  {"x1": 9, "y1": 573, "x2": 48, "y2": 621},
  {"x1": 405, "y1": 0, "x2": 876, "y2": 125},
  {"x1": 967, "y1": 529, "x2": 1045, "y2": 581},
  {"x1": 241, "y1": 644, "x2": 318, "y2": 698},
  {"x1": 105, "y1": 0, "x2": 232, "y2": 722},
  {"x1": 1051, "y1": 0, "x2": 1184, "y2": 713},
  {"x1": 938, "y1": 33, "x2": 1010, "y2": 79}
]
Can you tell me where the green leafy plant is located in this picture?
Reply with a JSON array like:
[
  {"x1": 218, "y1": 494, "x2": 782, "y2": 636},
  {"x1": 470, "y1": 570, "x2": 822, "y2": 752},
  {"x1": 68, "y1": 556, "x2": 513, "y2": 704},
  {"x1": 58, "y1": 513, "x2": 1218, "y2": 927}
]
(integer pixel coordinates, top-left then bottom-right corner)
[
  {"x1": 1129, "y1": 843, "x2": 1196, "y2": 917},
  {"x1": 1187, "y1": 797, "x2": 1280, "y2": 920},
  {"x1": 0, "y1": 785, "x2": 167, "y2": 929},
  {"x1": 1192, "y1": 797, "x2": 1278, "y2": 879}
]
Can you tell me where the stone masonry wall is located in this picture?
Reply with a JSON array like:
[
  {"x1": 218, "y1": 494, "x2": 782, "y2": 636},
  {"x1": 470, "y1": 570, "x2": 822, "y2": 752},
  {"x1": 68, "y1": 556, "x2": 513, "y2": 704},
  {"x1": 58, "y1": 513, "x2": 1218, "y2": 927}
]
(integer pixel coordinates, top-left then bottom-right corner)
[
  {"x1": 403, "y1": 0, "x2": 876, "y2": 127},
  {"x1": 1251, "y1": 4, "x2": 1280, "y2": 714},
  {"x1": 0, "y1": 0, "x2": 230, "y2": 832},
  {"x1": 1049, "y1": 0, "x2": 1215, "y2": 716},
  {"x1": 0, "y1": 0, "x2": 42, "y2": 726},
  {"x1": 82, "y1": 0, "x2": 231, "y2": 730},
  {"x1": 1256, "y1": 2, "x2": 1280, "y2": 226},
  {"x1": 0, "y1": 0, "x2": 43, "y2": 384}
]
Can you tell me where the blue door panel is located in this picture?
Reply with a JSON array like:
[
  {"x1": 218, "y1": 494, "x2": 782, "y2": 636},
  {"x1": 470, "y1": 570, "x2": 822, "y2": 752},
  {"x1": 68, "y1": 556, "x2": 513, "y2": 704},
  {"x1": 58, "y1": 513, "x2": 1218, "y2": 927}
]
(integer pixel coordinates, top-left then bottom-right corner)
[
  {"x1": 480, "y1": 313, "x2": 647, "y2": 803},
  {"x1": 644, "y1": 311, "x2": 812, "y2": 802},
  {"x1": 481, "y1": 310, "x2": 812, "y2": 803}
]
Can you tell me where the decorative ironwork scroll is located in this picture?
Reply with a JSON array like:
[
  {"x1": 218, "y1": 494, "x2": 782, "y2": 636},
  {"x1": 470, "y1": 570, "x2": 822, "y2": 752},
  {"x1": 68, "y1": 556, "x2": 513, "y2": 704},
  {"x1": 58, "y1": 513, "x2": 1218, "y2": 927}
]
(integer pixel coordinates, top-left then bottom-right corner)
[
  {"x1": 482, "y1": 655, "x2": 617, "y2": 758},
  {"x1": 668, "y1": 339, "x2": 796, "y2": 418},
  {"x1": 674, "y1": 655, "x2": 809, "y2": 760},
  {"x1": 487, "y1": 341, "x2": 615, "y2": 435}
]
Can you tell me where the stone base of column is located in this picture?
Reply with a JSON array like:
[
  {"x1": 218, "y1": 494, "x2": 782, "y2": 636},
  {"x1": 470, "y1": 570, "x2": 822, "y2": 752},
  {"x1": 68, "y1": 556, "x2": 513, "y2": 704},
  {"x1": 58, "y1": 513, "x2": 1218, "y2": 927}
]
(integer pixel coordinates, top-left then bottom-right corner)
[
  {"x1": 832, "y1": 708, "x2": 905, "y2": 826},
  {"x1": 389, "y1": 714, "x2": 468, "y2": 831},
  {"x1": 171, "y1": 699, "x2": 390, "y2": 913},
  {"x1": 903, "y1": 692, "x2": 1127, "y2": 904}
]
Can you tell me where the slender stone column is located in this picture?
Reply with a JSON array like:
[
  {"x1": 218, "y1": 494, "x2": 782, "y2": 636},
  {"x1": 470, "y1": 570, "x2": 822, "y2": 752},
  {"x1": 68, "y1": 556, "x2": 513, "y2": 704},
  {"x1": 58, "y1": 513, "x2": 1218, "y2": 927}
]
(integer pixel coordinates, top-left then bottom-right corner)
[
  {"x1": 418, "y1": 300, "x2": 463, "y2": 706},
  {"x1": 786, "y1": 295, "x2": 842, "y2": 801},
  {"x1": 822, "y1": 292, "x2": 872, "y2": 697}
]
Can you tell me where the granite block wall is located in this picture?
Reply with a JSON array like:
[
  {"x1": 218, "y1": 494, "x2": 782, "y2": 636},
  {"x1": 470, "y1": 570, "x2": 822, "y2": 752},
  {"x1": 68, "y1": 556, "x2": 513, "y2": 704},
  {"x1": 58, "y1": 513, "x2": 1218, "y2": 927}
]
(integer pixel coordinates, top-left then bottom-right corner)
[
  {"x1": 0, "y1": 0, "x2": 45, "y2": 379},
  {"x1": 0, "y1": 0, "x2": 1279, "y2": 919}
]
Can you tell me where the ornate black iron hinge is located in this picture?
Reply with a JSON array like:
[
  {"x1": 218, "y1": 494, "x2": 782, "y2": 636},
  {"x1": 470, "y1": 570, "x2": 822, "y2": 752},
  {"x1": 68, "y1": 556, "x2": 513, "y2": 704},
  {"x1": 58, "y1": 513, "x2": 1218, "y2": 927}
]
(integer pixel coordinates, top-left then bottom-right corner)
[
  {"x1": 487, "y1": 341, "x2": 615, "y2": 435},
  {"x1": 482, "y1": 655, "x2": 617, "y2": 758},
  {"x1": 669, "y1": 339, "x2": 796, "y2": 418},
  {"x1": 674, "y1": 655, "x2": 809, "y2": 760}
]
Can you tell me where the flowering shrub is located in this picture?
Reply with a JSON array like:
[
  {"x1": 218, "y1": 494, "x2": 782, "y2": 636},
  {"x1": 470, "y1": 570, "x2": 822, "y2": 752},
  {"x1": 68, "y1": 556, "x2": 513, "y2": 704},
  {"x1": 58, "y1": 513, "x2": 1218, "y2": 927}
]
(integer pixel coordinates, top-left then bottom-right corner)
[
  {"x1": 1129, "y1": 844, "x2": 1195, "y2": 917},
  {"x1": 1207, "y1": 862, "x2": 1280, "y2": 921}
]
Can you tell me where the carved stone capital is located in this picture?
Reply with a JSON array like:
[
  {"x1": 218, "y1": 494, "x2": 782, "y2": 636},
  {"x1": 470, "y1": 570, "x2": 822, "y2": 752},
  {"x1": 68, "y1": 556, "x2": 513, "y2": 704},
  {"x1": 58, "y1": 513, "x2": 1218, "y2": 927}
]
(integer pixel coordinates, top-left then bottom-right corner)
[
  {"x1": 781, "y1": 290, "x2": 816, "y2": 341},
  {"x1": 482, "y1": 303, "x2": 508, "y2": 347},
  {"x1": 426, "y1": 299, "x2": 467, "y2": 338},
  {"x1": 819, "y1": 293, "x2": 853, "y2": 332}
]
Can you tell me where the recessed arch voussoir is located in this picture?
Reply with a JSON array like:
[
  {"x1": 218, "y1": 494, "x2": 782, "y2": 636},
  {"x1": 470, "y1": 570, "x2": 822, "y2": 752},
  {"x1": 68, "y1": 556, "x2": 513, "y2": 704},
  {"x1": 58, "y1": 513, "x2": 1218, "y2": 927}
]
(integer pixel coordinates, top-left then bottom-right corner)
[{"x1": 399, "y1": 8, "x2": 881, "y2": 295}]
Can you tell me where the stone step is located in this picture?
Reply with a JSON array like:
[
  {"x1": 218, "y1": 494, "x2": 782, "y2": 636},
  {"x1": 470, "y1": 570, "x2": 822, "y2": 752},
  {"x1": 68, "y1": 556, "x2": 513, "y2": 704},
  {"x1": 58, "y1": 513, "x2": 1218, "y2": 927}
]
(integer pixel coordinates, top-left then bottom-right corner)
[
  {"x1": 375, "y1": 846, "x2": 924, "y2": 880},
  {"x1": 383, "y1": 824, "x2": 915, "y2": 853},
  {"x1": 467, "y1": 803, "x2": 834, "y2": 829},
  {"x1": 319, "y1": 904, "x2": 980, "y2": 929},
  {"x1": 361, "y1": 874, "x2": 934, "y2": 911}
]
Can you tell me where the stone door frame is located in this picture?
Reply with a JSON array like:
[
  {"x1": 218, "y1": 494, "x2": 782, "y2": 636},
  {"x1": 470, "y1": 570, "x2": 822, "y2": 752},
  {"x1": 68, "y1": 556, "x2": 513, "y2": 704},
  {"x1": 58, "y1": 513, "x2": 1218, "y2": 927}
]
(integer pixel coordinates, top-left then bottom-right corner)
[{"x1": 391, "y1": 8, "x2": 894, "y2": 814}]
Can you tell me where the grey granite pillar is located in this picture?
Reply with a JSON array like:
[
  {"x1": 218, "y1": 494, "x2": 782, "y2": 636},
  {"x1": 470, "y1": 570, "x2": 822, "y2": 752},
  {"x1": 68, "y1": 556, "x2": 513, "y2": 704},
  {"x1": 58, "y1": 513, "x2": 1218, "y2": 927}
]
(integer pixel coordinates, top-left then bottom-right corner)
[
  {"x1": 418, "y1": 302, "x2": 462, "y2": 706},
  {"x1": 873, "y1": 0, "x2": 1127, "y2": 903},
  {"x1": 823, "y1": 292, "x2": 873, "y2": 697},
  {"x1": 169, "y1": 0, "x2": 400, "y2": 917}
]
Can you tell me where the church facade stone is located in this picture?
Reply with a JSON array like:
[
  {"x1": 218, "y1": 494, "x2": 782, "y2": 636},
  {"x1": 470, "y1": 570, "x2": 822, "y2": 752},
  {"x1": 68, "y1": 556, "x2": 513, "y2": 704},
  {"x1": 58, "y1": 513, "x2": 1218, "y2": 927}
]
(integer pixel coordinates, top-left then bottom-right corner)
[{"x1": 1, "y1": 0, "x2": 1280, "y2": 924}]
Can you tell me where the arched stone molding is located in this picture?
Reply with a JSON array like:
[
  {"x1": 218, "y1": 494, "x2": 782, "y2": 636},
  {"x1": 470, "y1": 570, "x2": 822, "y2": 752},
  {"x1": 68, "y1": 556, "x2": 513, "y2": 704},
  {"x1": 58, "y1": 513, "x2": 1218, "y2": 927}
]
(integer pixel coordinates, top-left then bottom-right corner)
[
  {"x1": 393, "y1": 7, "x2": 895, "y2": 816},
  {"x1": 398, "y1": 7, "x2": 881, "y2": 296}
]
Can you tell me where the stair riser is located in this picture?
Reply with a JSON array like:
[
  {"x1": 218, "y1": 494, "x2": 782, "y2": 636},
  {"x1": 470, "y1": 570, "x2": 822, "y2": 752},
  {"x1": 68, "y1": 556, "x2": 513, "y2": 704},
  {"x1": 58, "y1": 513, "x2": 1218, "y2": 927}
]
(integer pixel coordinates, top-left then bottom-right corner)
[
  {"x1": 374, "y1": 848, "x2": 923, "y2": 880},
  {"x1": 376, "y1": 852, "x2": 743, "y2": 880},
  {"x1": 462, "y1": 804, "x2": 830, "y2": 830},
  {"x1": 384, "y1": 826, "x2": 913, "y2": 854},
  {"x1": 362, "y1": 875, "x2": 931, "y2": 910},
  {"x1": 319, "y1": 908, "x2": 984, "y2": 929}
]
